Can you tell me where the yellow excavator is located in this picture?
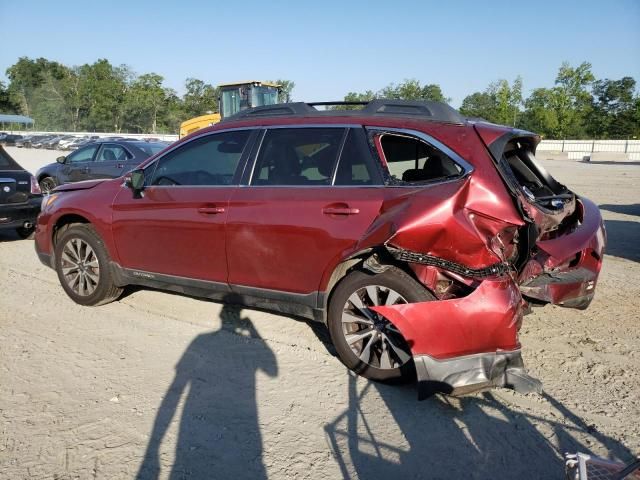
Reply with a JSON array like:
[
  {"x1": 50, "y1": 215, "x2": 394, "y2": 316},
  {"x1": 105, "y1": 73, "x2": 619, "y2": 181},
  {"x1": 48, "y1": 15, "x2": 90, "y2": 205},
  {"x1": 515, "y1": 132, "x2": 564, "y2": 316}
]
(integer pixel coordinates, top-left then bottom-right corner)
[{"x1": 179, "y1": 81, "x2": 281, "y2": 138}]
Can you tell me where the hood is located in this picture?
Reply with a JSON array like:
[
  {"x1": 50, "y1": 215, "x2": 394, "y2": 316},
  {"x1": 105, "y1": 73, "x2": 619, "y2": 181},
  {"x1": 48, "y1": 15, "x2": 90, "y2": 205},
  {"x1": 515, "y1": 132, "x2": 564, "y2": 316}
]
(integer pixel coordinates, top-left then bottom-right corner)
[{"x1": 53, "y1": 179, "x2": 108, "y2": 192}]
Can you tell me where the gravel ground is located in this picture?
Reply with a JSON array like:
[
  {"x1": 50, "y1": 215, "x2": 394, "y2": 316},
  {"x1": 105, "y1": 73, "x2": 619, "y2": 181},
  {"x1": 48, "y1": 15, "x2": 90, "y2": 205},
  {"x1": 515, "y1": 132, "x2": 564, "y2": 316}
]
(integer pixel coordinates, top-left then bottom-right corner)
[{"x1": 1, "y1": 147, "x2": 638, "y2": 479}]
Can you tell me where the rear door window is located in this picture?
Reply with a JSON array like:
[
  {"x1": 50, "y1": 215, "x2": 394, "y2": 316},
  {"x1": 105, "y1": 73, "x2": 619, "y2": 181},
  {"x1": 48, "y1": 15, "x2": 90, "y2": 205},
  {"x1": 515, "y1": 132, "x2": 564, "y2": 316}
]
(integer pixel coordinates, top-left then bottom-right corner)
[
  {"x1": 334, "y1": 129, "x2": 382, "y2": 186},
  {"x1": 250, "y1": 128, "x2": 345, "y2": 186},
  {"x1": 96, "y1": 144, "x2": 131, "y2": 162},
  {"x1": 376, "y1": 133, "x2": 462, "y2": 184}
]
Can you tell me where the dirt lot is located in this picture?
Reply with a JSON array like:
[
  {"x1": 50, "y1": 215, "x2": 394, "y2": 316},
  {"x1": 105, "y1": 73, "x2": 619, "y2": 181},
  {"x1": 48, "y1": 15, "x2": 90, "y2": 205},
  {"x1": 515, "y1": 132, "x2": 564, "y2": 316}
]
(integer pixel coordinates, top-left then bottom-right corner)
[{"x1": 1, "y1": 147, "x2": 638, "y2": 479}]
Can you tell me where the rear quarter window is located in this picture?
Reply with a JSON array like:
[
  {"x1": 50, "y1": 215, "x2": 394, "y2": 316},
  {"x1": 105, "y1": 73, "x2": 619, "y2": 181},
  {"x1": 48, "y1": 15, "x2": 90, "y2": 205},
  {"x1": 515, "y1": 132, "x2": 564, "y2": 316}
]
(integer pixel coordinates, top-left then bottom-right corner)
[{"x1": 377, "y1": 133, "x2": 462, "y2": 184}]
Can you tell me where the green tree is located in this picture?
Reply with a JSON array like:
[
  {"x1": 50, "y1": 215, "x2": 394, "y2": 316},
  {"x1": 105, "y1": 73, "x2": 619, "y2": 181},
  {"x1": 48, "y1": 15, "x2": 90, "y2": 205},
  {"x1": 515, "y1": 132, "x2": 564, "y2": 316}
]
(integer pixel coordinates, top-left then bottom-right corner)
[
  {"x1": 380, "y1": 79, "x2": 450, "y2": 102},
  {"x1": 0, "y1": 81, "x2": 17, "y2": 113},
  {"x1": 338, "y1": 79, "x2": 449, "y2": 110},
  {"x1": 459, "y1": 91, "x2": 497, "y2": 121},
  {"x1": 124, "y1": 73, "x2": 168, "y2": 133},
  {"x1": 5, "y1": 57, "x2": 67, "y2": 118},
  {"x1": 587, "y1": 77, "x2": 639, "y2": 139},
  {"x1": 182, "y1": 78, "x2": 218, "y2": 118},
  {"x1": 270, "y1": 79, "x2": 295, "y2": 103},
  {"x1": 519, "y1": 88, "x2": 560, "y2": 137},
  {"x1": 459, "y1": 77, "x2": 522, "y2": 125},
  {"x1": 552, "y1": 61, "x2": 594, "y2": 137}
]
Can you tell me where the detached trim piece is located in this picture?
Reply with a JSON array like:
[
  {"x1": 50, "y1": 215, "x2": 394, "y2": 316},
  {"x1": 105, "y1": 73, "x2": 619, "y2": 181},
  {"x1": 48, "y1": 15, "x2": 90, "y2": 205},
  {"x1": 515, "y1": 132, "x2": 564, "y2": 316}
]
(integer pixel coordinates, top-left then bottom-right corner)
[
  {"x1": 414, "y1": 350, "x2": 542, "y2": 400},
  {"x1": 387, "y1": 247, "x2": 508, "y2": 278}
]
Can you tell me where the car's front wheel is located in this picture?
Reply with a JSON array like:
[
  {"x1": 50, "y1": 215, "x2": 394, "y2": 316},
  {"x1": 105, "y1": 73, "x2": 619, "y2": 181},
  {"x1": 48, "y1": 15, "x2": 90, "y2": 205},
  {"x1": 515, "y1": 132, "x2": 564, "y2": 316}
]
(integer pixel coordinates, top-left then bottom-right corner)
[
  {"x1": 54, "y1": 224, "x2": 123, "y2": 306},
  {"x1": 39, "y1": 176, "x2": 57, "y2": 194},
  {"x1": 328, "y1": 267, "x2": 435, "y2": 382}
]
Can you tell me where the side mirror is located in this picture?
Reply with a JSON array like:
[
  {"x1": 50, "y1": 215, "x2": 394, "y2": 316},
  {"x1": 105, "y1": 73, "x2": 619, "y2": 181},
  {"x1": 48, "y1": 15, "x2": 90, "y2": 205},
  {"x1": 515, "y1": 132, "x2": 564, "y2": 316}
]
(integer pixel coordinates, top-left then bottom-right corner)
[
  {"x1": 127, "y1": 169, "x2": 145, "y2": 193},
  {"x1": 56, "y1": 155, "x2": 66, "y2": 164}
]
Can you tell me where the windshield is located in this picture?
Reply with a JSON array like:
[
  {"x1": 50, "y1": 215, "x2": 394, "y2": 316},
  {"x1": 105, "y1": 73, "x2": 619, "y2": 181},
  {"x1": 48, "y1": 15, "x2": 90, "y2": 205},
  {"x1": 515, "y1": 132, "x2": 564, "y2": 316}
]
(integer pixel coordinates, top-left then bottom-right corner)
[{"x1": 221, "y1": 88, "x2": 244, "y2": 117}]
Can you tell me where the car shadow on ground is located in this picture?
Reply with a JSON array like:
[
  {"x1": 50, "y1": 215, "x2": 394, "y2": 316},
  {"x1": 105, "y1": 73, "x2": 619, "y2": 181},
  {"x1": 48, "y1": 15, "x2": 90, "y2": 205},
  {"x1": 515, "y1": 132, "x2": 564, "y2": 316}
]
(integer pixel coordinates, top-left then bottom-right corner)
[
  {"x1": 600, "y1": 203, "x2": 640, "y2": 217},
  {"x1": 324, "y1": 375, "x2": 635, "y2": 480},
  {"x1": 134, "y1": 291, "x2": 635, "y2": 480},
  {"x1": 601, "y1": 219, "x2": 640, "y2": 262}
]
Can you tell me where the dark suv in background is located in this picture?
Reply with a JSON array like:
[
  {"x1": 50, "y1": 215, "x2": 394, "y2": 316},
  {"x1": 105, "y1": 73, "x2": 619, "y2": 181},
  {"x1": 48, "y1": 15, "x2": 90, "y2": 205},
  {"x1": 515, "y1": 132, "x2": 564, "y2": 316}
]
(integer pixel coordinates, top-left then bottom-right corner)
[
  {"x1": 34, "y1": 100, "x2": 605, "y2": 398},
  {"x1": 0, "y1": 146, "x2": 42, "y2": 237},
  {"x1": 35, "y1": 139, "x2": 168, "y2": 193}
]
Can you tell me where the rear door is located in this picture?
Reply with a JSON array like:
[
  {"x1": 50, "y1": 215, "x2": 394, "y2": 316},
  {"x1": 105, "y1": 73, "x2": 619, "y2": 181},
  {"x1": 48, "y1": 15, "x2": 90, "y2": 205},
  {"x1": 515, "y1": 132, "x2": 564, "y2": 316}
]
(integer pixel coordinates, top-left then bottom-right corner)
[
  {"x1": 89, "y1": 143, "x2": 132, "y2": 179},
  {"x1": 226, "y1": 126, "x2": 385, "y2": 296}
]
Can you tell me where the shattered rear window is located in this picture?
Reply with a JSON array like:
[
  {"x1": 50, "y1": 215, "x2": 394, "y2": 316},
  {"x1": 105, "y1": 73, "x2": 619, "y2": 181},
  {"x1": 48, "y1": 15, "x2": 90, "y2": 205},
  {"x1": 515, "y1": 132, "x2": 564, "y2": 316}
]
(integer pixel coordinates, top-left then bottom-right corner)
[{"x1": 379, "y1": 134, "x2": 461, "y2": 184}]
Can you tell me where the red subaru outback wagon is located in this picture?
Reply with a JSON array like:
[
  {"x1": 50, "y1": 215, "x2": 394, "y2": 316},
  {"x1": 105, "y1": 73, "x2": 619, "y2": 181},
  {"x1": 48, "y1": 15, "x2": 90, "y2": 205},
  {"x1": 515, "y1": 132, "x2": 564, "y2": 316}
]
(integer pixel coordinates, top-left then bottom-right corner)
[{"x1": 35, "y1": 100, "x2": 605, "y2": 398}]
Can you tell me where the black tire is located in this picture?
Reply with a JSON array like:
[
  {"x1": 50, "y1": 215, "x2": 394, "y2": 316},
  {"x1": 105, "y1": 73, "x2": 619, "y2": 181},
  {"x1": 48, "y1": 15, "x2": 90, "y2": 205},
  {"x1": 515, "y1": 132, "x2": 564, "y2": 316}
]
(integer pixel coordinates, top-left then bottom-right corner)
[
  {"x1": 15, "y1": 226, "x2": 35, "y2": 239},
  {"x1": 328, "y1": 267, "x2": 435, "y2": 383},
  {"x1": 54, "y1": 224, "x2": 123, "y2": 306},
  {"x1": 39, "y1": 176, "x2": 57, "y2": 194}
]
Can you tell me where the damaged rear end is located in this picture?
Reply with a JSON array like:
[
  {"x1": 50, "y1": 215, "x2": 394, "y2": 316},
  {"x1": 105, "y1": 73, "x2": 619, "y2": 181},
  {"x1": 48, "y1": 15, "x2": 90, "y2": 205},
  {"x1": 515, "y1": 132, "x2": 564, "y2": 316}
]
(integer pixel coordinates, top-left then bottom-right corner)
[{"x1": 357, "y1": 122, "x2": 605, "y2": 398}]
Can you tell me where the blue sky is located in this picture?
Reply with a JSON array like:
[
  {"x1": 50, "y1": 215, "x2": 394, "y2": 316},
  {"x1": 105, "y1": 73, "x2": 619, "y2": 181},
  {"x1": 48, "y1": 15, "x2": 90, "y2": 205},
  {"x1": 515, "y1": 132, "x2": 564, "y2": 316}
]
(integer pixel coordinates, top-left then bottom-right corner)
[{"x1": 1, "y1": 0, "x2": 639, "y2": 107}]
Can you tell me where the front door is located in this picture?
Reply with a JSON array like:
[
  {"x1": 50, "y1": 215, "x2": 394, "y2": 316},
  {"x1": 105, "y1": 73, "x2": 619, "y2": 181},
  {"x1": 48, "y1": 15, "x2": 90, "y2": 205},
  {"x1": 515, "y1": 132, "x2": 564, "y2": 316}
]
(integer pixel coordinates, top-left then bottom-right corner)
[
  {"x1": 60, "y1": 144, "x2": 99, "y2": 183},
  {"x1": 111, "y1": 129, "x2": 255, "y2": 283}
]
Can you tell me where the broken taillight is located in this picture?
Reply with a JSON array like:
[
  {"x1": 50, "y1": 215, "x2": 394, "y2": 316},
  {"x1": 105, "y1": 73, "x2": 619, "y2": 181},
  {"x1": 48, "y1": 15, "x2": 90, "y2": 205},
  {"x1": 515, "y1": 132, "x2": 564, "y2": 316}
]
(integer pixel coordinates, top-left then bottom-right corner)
[{"x1": 30, "y1": 175, "x2": 41, "y2": 195}]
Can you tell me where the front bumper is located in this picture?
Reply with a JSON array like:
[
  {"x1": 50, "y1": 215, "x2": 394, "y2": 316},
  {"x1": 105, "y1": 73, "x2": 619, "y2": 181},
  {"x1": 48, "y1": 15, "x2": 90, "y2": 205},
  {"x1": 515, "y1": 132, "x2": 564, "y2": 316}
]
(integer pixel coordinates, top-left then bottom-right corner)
[{"x1": 0, "y1": 197, "x2": 41, "y2": 230}]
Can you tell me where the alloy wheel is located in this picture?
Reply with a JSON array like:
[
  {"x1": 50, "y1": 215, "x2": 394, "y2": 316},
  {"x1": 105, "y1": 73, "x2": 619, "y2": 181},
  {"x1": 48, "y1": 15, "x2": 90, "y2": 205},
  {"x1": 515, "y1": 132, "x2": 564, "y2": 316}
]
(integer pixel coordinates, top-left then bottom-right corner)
[
  {"x1": 40, "y1": 178, "x2": 56, "y2": 195},
  {"x1": 60, "y1": 238, "x2": 100, "y2": 296},
  {"x1": 341, "y1": 285, "x2": 412, "y2": 370}
]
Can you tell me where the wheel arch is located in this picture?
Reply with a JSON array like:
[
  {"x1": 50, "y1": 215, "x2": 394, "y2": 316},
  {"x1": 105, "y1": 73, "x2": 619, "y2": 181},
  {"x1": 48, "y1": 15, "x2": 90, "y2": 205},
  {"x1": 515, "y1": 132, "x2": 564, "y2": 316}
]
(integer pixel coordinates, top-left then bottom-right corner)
[
  {"x1": 52, "y1": 213, "x2": 92, "y2": 249},
  {"x1": 319, "y1": 245, "x2": 431, "y2": 323},
  {"x1": 37, "y1": 170, "x2": 56, "y2": 183}
]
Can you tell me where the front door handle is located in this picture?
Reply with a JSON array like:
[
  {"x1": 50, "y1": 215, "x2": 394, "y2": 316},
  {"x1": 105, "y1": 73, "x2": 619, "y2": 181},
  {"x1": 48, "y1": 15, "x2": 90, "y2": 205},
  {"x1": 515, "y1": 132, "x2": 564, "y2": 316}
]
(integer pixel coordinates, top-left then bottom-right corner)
[
  {"x1": 197, "y1": 206, "x2": 226, "y2": 215},
  {"x1": 322, "y1": 204, "x2": 360, "y2": 216}
]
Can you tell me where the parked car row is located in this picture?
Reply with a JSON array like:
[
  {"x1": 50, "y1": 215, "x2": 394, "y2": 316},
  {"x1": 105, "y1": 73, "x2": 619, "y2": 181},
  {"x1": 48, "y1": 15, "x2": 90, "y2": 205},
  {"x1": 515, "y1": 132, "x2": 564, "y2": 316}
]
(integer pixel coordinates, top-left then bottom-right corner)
[{"x1": 1, "y1": 133, "x2": 163, "y2": 151}]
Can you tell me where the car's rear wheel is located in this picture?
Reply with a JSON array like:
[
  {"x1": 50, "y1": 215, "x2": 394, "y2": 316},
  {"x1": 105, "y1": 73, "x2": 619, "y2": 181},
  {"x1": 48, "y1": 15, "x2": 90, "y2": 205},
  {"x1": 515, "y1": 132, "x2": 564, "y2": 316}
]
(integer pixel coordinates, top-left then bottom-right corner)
[
  {"x1": 15, "y1": 226, "x2": 35, "y2": 239},
  {"x1": 328, "y1": 267, "x2": 435, "y2": 382},
  {"x1": 39, "y1": 176, "x2": 57, "y2": 195},
  {"x1": 54, "y1": 224, "x2": 123, "y2": 306}
]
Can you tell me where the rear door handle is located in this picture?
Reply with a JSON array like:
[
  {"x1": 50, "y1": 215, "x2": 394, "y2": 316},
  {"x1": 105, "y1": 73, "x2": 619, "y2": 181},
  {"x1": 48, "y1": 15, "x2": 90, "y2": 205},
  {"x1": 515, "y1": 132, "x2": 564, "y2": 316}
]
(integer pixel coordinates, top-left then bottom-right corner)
[
  {"x1": 197, "y1": 206, "x2": 226, "y2": 215},
  {"x1": 322, "y1": 206, "x2": 360, "y2": 216}
]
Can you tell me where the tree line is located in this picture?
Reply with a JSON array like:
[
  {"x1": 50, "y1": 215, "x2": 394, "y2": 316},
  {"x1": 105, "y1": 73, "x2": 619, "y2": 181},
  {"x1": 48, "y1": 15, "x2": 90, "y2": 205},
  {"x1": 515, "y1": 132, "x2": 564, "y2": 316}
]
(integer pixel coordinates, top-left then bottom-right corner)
[
  {"x1": 0, "y1": 57, "x2": 294, "y2": 134},
  {"x1": 341, "y1": 62, "x2": 639, "y2": 139},
  {"x1": 1, "y1": 57, "x2": 638, "y2": 139}
]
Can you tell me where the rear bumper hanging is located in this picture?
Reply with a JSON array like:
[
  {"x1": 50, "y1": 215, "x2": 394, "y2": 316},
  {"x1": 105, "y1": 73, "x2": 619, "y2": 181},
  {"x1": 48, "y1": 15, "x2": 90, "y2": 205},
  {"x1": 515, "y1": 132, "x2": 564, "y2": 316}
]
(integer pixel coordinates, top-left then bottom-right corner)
[{"x1": 414, "y1": 349, "x2": 542, "y2": 399}]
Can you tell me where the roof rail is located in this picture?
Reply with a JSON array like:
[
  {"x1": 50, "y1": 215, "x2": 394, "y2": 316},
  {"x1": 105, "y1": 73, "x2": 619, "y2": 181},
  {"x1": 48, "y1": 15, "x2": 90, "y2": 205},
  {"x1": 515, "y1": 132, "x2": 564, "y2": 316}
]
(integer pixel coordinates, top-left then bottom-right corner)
[{"x1": 220, "y1": 99, "x2": 465, "y2": 124}]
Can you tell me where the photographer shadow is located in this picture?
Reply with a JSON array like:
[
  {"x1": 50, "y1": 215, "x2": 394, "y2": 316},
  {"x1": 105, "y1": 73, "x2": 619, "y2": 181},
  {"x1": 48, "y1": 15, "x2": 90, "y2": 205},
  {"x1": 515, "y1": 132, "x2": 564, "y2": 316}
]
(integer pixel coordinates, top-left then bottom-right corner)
[{"x1": 136, "y1": 294, "x2": 277, "y2": 480}]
